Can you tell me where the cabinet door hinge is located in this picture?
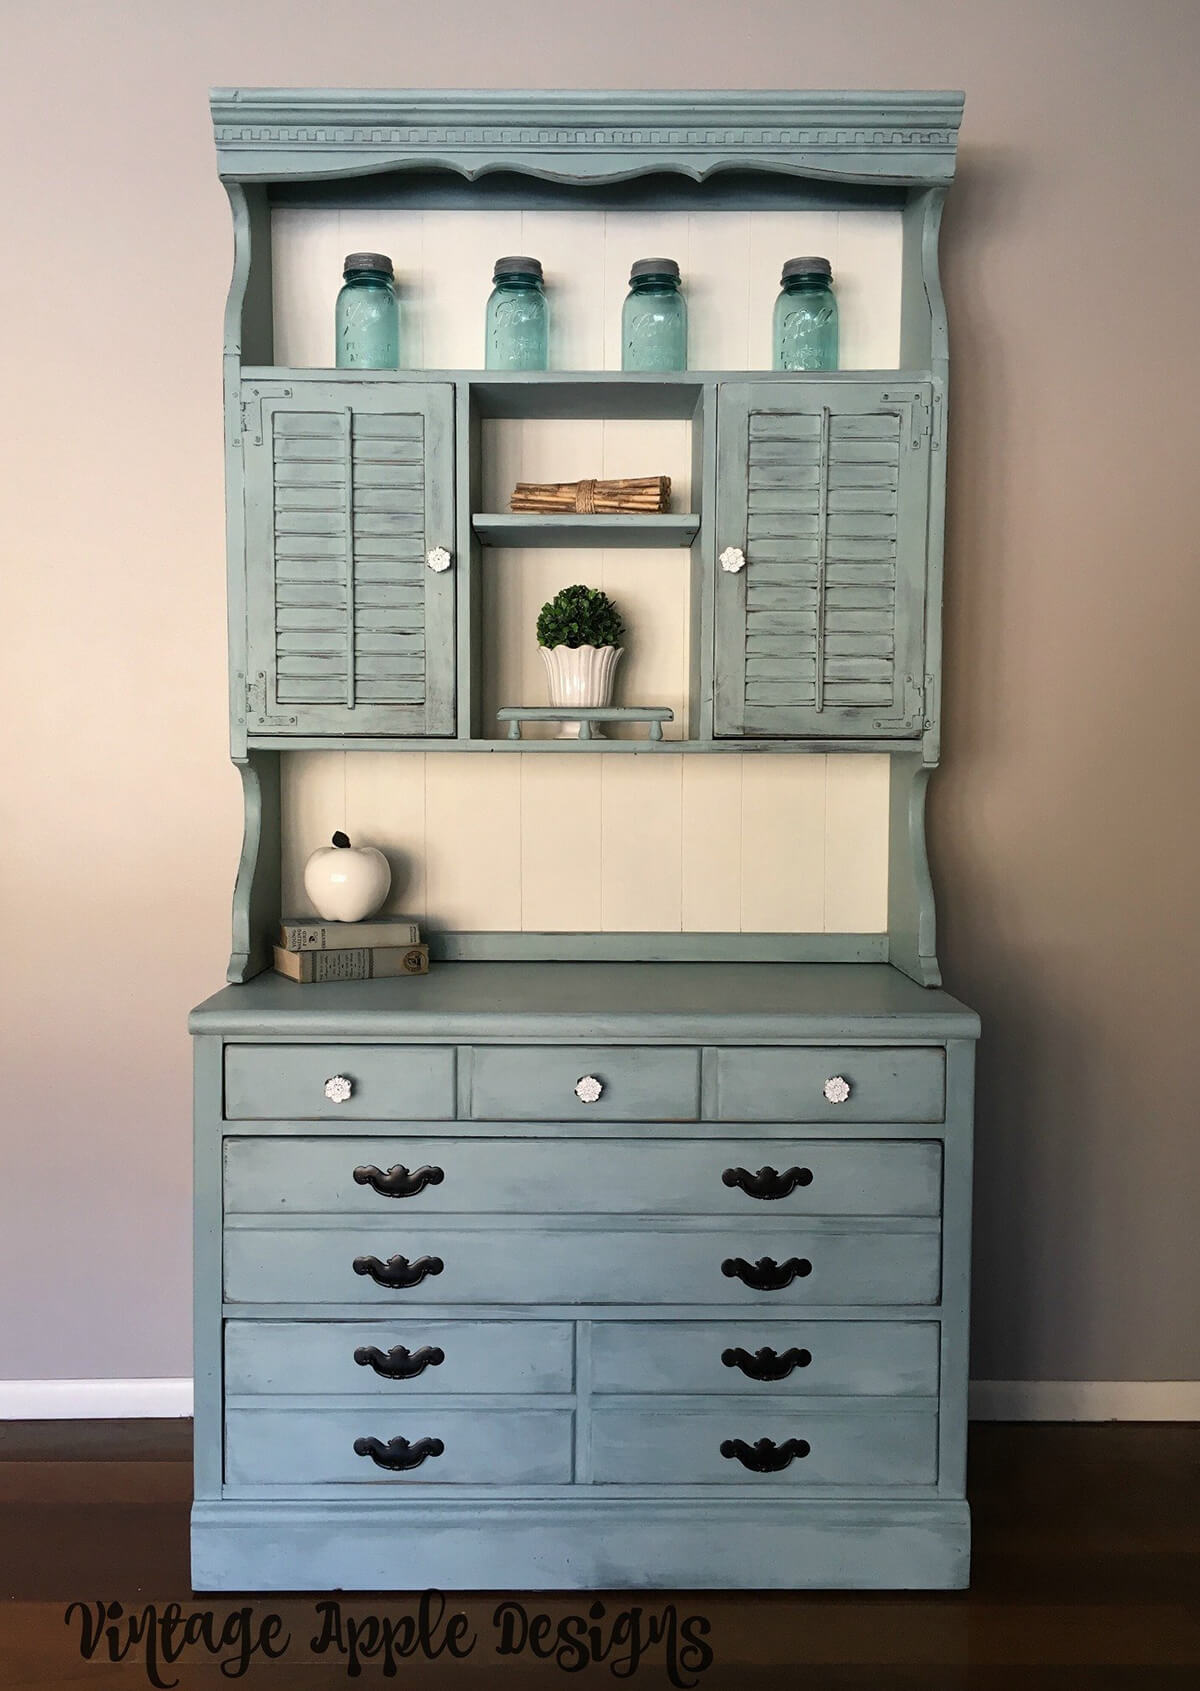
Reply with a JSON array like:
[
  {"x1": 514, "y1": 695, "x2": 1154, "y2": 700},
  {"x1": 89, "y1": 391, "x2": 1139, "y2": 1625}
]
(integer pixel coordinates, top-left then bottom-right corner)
[
  {"x1": 883, "y1": 390, "x2": 929, "y2": 450},
  {"x1": 239, "y1": 384, "x2": 293, "y2": 447},
  {"x1": 245, "y1": 673, "x2": 297, "y2": 729},
  {"x1": 872, "y1": 673, "x2": 925, "y2": 734}
]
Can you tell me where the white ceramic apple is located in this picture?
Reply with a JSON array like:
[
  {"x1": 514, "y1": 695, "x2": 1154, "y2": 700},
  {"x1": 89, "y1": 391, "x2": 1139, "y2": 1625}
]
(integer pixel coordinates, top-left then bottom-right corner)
[{"x1": 303, "y1": 831, "x2": 391, "y2": 922}]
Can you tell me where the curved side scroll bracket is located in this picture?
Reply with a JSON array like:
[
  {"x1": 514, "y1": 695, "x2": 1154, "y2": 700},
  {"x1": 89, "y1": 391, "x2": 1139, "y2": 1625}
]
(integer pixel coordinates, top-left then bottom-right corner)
[
  {"x1": 223, "y1": 180, "x2": 273, "y2": 365},
  {"x1": 227, "y1": 750, "x2": 281, "y2": 984},
  {"x1": 888, "y1": 752, "x2": 940, "y2": 988}
]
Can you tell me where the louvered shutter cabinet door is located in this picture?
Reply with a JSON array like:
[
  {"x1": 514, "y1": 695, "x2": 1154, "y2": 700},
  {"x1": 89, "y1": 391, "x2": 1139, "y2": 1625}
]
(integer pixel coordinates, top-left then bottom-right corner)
[
  {"x1": 243, "y1": 381, "x2": 455, "y2": 736},
  {"x1": 713, "y1": 381, "x2": 930, "y2": 738}
]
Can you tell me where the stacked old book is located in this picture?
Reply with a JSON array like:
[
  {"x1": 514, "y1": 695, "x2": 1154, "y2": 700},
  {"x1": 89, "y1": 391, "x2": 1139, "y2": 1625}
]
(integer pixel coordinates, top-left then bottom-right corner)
[{"x1": 272, "y1": 916, "x2": 428, "y2": 983}]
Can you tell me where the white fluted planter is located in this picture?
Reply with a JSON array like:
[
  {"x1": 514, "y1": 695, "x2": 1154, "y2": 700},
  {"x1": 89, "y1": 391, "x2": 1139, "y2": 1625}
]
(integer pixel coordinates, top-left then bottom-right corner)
[{"x1": 539, "y1": 644, "x2": 623, "y2": 738}]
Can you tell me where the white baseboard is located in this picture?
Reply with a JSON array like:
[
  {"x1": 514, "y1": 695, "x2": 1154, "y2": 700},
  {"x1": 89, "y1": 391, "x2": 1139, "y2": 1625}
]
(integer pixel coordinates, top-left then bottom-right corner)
[
  {"x1": 970, "y1": 1379, "x2": 1200, "y2": 1421},
  {"x1": 1, "y1": 1378, "x2": 1197, "y2": 1422},
  {"x1": 0, "y1": 1378, "x2": 193, "y2": 1419}
]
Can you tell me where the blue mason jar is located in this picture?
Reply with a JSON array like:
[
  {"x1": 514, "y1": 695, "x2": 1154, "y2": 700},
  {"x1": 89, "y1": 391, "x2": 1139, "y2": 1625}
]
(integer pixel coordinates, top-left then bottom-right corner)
[
  {"x1": 773, "y1": 257, "x2": 838, "y2": 372},
  {"x1": 486, "y1": 257, "x2": 548, "y2": 370},
  {"x1": 335, "y1": 252, "x2": 400, "y2": 369},
  {"x1": 622, "y1": 258, "x2": 687, "y2": 371}
]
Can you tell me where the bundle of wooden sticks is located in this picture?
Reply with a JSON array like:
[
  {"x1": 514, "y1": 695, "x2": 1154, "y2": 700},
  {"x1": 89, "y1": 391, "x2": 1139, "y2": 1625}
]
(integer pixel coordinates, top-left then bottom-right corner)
[{"x1": 509, "y1": 475, "x2": 671, "y2": 515}]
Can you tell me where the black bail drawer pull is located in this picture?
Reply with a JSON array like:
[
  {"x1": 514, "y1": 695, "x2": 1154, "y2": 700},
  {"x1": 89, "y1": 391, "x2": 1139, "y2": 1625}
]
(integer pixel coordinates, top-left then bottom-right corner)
[
  {"x1": 353, "y1": 1434, "x2": 444, "y2": 1472},
  {"x1": 352, "y1": 1254, "x2": 444, "y2": 1288},
  {"x1": 353, "y1": 1164, "x2": 445, "y2": 1198},
  {"x1": 354, "y1": 1344, "x2": 445, "y2": 1379},
  {"x1": 722, "y1": 1165, "x2": 813, "y2": 1199},
  {"x1": 722, "y1": 1345, "x2": 812, "y2": 1380},
  {"x1": 721, "y1": 1256, "x2": 812, "y2": 1290},
  {"x1": 720, "y1": 1436, "x2": 810, "y2": 1473}
]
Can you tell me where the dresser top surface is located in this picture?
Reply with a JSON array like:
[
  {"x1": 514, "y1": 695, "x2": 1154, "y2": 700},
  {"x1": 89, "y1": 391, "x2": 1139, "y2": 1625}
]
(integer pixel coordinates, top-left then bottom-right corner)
[{"x1": 190, "y1": 962, "x2": 979, "y2": 1040}]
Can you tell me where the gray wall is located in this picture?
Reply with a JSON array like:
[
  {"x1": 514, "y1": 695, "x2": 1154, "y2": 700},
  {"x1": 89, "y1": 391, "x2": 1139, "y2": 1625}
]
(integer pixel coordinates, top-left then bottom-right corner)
[{"x1": 2, "y1": 0, "x2": 1197, "y2": 1387}]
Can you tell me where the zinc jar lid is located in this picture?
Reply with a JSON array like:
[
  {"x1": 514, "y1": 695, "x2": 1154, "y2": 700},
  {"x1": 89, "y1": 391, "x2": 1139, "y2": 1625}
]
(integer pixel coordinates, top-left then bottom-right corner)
[
  {"x1": 343, "y1": 252, "x2": 394, "y2": 276},
  {"x1": 630, "y1": 257, "x2": 681, "y2": 282},
  {"x1": 493, "y1": 255, "x2": 543, "y2": 280},
  {"x1": 781, "y1": 256, "x2": 833, "y2": 284}
]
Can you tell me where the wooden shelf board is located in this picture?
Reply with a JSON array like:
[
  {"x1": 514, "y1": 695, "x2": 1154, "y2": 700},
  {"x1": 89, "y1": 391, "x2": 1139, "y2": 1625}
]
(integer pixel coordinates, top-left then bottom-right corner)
[
  {"x1": 473, "y1": 513, "x2": 700, "y2": 549},
  {"x1": 247, "y1": 735, "x2": 921, "y2": 754}
]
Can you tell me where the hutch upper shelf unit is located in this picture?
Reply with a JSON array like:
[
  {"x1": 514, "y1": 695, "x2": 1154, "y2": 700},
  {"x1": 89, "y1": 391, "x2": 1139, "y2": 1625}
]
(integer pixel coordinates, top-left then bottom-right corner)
[
  {"x1": 214, "y1": 88, "x2": 964, "y2": 986},
  {"x1": 221, "y1": 97, "x2": 955, "y2": 761}
]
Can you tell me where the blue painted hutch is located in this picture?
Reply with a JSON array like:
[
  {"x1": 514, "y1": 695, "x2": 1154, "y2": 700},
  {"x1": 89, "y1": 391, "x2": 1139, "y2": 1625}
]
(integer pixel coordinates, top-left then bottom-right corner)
[{"x1": 190, "y1": 88, "x2": 979, "y2": 1591}]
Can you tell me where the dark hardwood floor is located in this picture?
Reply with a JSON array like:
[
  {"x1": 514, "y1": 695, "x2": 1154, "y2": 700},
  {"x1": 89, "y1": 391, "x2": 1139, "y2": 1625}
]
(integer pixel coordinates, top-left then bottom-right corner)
[{"x1": 0, "y1": 1422, "x2": 1196, "y2": 1688}]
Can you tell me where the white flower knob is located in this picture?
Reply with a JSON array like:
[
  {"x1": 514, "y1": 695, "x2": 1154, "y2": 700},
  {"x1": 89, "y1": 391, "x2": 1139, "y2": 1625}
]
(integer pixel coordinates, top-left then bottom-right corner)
[
  {"x1": 426, "y1": 545, "x2": 452, "y2": 573},
  {"x1": 823, "y1": 1076, "x2": 851, "y2": 1105},
  {"x1": 324, "y1": 1074, "x2": 353, "y2": 1104},
  {"x1": 720, "y1": 545, "x2": 746, "y2": 573},
  {"x1": 575, "y1": 1075, "x2": 604, "y2": 1104}
]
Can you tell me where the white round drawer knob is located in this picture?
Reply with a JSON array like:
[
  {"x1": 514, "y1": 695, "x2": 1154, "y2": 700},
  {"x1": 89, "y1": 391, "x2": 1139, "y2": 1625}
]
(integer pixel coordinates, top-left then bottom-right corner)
[
  {"x1": 575, "y1": 1075, "x2": 604, "y2": 1104},
  {"x1": 426, "y1": 545, "x2": 452, "y2": 573},
  {"x1": 823, "y1": 1075, "x2": 851, "y2": 1105},
  {"x1": 324, "y1": 1074, "x2": 354, "y2": 1104},
  {"x1": 720, "y1": 545, "x2": 746, "y2": 573}
]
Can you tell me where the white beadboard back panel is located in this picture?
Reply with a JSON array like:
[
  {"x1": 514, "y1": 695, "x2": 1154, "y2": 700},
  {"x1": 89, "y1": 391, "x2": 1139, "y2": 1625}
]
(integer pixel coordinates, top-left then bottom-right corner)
[
  {"x1": 272, "y1": 205, "x2": 899, "y2": 933},
  {"x1": 272, "y1": 206, "x2": 902, "y2": 371},
  {"x1": 281, "y1": 751, "x2": 890, "y2": 934}
]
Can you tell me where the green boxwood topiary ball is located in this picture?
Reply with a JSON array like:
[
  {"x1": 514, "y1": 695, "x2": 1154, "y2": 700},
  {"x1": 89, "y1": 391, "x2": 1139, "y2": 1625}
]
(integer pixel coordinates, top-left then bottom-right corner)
[{"x1": 536, "y1": 584, "x2": 625, "y2": 649}]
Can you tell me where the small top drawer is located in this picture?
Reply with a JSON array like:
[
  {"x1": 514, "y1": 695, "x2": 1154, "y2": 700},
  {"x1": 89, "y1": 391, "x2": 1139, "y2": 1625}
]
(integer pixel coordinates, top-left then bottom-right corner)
[
  {"x1": 224, "y1": 1045, "x2": 456, "y2": 1121},
  {"x1": 468, "y1": 1046, "x2": 701, "y2": 1121},
  {"x1": 714, "y1": 1047, "x2": 945, "y2": 1123}
]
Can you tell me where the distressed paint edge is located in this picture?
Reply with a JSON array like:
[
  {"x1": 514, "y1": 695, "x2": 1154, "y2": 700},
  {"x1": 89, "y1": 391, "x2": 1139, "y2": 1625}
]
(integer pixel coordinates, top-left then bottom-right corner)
[
  {"x1": 192, "y1": 1497, "x2": 971, "y2": 1590},
  {"x1": 911, "y1": 187, "x2": 949, "y2": 763},
  {"x1": 192, "y1": 1036, "x2": 224, "y2": 1496}
]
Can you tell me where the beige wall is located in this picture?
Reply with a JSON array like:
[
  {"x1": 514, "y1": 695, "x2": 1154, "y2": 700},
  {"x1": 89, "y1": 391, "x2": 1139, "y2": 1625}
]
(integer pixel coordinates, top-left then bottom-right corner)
[{"x1": 2, "y1": 1, "x2": 1197, "y2": 1388}]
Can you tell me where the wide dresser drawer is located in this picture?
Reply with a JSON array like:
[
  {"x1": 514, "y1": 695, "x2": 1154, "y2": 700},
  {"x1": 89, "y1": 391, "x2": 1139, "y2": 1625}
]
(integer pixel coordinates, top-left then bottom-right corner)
[
  {"x1": 590, "y1": 1406, "x2": 938, "y2": 1487},
  {"x1": 224, "y1": 1045, "x2": 456, "y2": 1121},
  {"x1": 715, "y1": 1047, "x2": 946, "y2": 1122},
  {"x1": 224, "y1": 1137, "x2": 942, "y2": 1217},
  {"x1": 591, "y1": 1320, "x2": 940, "y2": 1396},
  {"x1": 224, "y1": 1224, "x2": 941, "y2": 1306},
  {"x1": 468, "y1": 1046, "x2": 701, "y2": 1120},
  {"x1": 226, "y1": 1407, "x2": 573, "y2": 1486},
  {"x1": 225, "y1": 1319, "x2": 574, "y2": 1396}
]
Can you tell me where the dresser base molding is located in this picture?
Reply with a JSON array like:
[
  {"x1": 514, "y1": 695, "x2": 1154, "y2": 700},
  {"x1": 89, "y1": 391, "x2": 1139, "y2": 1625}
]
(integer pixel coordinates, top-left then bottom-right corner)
[{"x1": 191, "y1": 1499, "x2": 970, "y2": 1592}]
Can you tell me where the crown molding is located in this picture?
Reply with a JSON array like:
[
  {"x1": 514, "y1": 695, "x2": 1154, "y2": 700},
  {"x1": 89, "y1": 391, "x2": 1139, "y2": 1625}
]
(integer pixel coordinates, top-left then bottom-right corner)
[{"x1": 210, "y1": 88, "x2": 964, "y2": 187}]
